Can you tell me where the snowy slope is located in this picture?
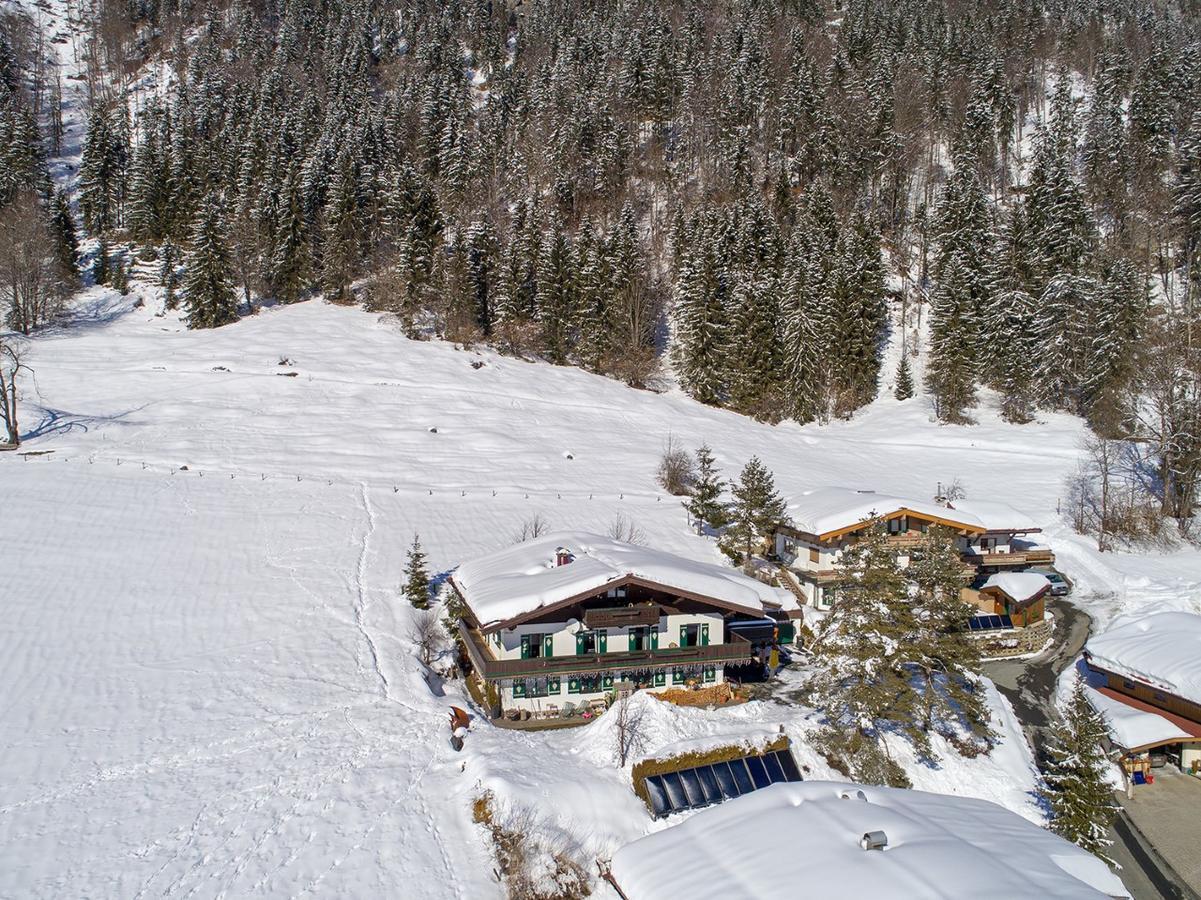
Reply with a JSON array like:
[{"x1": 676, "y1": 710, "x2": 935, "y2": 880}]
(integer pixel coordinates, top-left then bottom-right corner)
[{"x1": 1, "y1": 284, "x2": 1197, "y2": 896}]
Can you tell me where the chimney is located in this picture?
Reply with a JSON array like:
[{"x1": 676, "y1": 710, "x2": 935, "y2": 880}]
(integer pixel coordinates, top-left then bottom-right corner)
[
  {"x1": 860, "y1": 831, "x2": 888, "y2": 851},
  {"x1": 554, "y1": 547, "x2": 573, "y2": 567}
]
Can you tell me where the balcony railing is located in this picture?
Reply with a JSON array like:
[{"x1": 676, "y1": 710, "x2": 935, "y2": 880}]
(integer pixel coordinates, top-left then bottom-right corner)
[
  {"x1": 458, "y1": 622, "x2": 756, "y2": 680},
  {"x1": 963, "y1": 549, "x2": 1055, "y2": 567}
]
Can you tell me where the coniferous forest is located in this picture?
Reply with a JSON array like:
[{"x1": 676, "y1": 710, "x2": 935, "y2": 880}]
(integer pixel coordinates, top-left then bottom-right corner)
[{"x1": 2, "y1": 0, "x2": 1200, "y2": 519}]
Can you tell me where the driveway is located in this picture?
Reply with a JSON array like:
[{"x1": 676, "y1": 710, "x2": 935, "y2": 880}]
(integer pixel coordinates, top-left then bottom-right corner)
[
  {"x1": 1116, "y1": 767, "x2": 1201, "y2": 899},
  {"x1": 984, "y1": 599, "x2": 1198, "y2": 900}
]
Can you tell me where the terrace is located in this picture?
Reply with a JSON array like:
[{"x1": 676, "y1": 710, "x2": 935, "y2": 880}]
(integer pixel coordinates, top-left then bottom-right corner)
[{"x1": 458, "y1": 621, "x2": 756, "y2": 681}]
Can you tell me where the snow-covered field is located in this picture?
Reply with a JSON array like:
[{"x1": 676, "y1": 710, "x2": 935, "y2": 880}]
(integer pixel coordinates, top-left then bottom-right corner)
[{"x1": 3, "y1": 285, "x2": 1201, "y2": 897}]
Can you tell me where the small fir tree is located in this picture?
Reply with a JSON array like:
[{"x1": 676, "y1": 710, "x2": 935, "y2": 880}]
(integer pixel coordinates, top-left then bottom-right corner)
[
  {"x1": 1040, "y1": 675, "x2": 1119, "y2": 863},
  {"x1": 404, "y1": 533, "x2": 432, "y2": 609},
  {"x1": 895, "y1": 352, "x2": 915, "y2": 400},
  {"x1": 686, "y1": 444, "x2": 727, "y2": 531}
]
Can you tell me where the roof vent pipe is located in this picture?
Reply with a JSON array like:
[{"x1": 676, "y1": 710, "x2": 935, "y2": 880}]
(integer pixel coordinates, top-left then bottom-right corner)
[{"x1": 860, "y1": 831, "x2": 888, "y2": 851}]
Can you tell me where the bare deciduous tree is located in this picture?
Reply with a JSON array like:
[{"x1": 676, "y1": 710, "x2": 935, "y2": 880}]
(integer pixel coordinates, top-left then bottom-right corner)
[
  {"x1": 0, "y1": 192, "x2": 72, "y2": 334},
  {"x1": 513, "y1": 512, "x2": 549, "y2": 543},
  {"x1": 656, "y1": 432, "x2": 696, "y2": 496},
  {"x1": 410, "y1": 608, "x2": 446, "y2": 667},
  {"x1": 0, "y1": 336, "x2": 31, "y2": 447},
  {"x1": 606, "y1": 513, "x2": 646, "y2": 545},
  {"x1": 612, "y1": 695, "x2": 647, "y2": 767}
]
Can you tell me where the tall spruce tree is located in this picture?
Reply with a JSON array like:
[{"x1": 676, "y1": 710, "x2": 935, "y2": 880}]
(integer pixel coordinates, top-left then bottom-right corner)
[
  {"x1": 1039, "y1": 675, "x2": 1118, "y2": 863},
  {"x1": 182, "y1": 200, "x2": 239, "y2": 329}
]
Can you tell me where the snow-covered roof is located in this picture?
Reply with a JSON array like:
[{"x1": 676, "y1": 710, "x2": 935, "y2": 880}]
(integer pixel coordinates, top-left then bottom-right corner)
[
  {"x1": 784, "y1": 487, "x2": 983, "y2": 538},
  {"x1": 452, "y1": 531, "x2": 784, "y2": 627},
  {"x1": 1086, "y1": 686, "x2": 1195, "y2": 752},
  {"x1": 609, "y1": 781, "x2": 1128, "y2": 900},
  {"x1": 982, "y1": 572, "x2": 1050, "y2": 603},
  {"x1": 1086, "y1": 612, "x2": 1201, "y2": 709},
  {"x1": 947, "y1": 498, "x2": 1041, "y2": 533}
]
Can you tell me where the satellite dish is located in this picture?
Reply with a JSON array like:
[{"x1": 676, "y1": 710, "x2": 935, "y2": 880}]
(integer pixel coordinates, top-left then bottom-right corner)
[{"x1": 565, "y1": 618, "x2": 581, "y2": 633}]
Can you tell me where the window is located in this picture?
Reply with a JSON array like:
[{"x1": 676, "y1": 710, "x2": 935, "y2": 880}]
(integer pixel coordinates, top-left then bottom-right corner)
[
  {"x1": 887, "y1": 517, "x2": 903, "y2": 534},
  {"x1": 679, "y1": 623, "x2": 708, "y2": 647},
  {"x1": 576, "y1": 629, "x2": 607, "y2": 654},
  {"x1": 809, "y1": 547, "x2": 820, "y2": 563},
  {"x1": 579, "y1": 675, "x2": 600, "y2": 694},
  {"x1": 819, "y1": 586, "x2": 836, "y2": 609},
  {"x1": 521, "y1": 633, "x2": 553, "y2": 659},
  {"x1": 628, "y1": 627, "x2": 648, "y2": 651}
]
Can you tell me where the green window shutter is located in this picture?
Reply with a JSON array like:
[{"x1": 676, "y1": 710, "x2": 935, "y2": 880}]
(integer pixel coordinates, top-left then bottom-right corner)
[
  {"x1": 598, "y1": 630, "x2": 607, "y2": 653},
  {"x1": 568, "y1": 676, "x2": 581, "y2": 694},
  {"x1": 513, "y1": 678, "x2": 526, "y2": 698},
  {"x1": 549, "y1": 676, "x2": 561, "y2": 695},
  {"x1": 679, "y1": 624, "x2": 687, "y2": 647},
  {"x1": 576, "y1": 632, "x2": 586, "y2": 655},
  {"x1": 654, "y1": 671, "x2": 666, "y2": 687},
  {"x1": 778, "y1": 623, "x2": 795, "y2": 644},
  {"x1": 602, "y1": 674, "x2": 613, "y2": 689},
  {"x1": 701, "y1": 624, "x2": 710, "y2": 646},
  {"x1": 520, "y1": 634, "x2": 531, "y2": 659},
  {"x1": 704, "y1": 666, "x2": 716, "y2": 683},
  {"x1": 543, "y1": 634, "x2": 554, "y2": 658},
  {"x1": 672, "y1": 668, "x2": 684, "y2": 685},
  {"x1": 628, "y1": 630, "x2": 637, "y2": 651},
  {"x1": 650, "y1": 629, "x2": 659, "y2": 650}
]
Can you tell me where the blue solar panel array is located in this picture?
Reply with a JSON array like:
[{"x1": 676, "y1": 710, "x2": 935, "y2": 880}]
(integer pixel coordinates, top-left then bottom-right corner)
[
  {"x1": 968, "y1": 614, "x2": 1014, "y2": 632},
  {"x1": 642, "y1": 750, "x2": 803, "y2": 818}
]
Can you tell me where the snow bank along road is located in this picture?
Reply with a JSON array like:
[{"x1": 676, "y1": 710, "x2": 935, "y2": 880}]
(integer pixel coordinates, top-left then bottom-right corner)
[{"x1": 3, "y1": 295, "x2": 1201, "y2": 896}]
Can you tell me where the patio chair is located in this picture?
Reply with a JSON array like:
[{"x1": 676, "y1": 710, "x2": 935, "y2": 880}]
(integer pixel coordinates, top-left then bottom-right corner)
[{"x1": 560, "y1": 701, "x2": 578, "y2": 718}]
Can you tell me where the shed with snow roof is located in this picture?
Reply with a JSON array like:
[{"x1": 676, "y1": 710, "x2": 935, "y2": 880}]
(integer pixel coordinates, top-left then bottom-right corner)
[{"x1": 977, "y1": 572, "x2": 1051, "y2": 627}]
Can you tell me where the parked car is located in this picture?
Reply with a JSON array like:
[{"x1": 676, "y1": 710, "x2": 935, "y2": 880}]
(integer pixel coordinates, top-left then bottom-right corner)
[{"x1": 1035, "y1": 569, "x2": 1070, "y2": 596}]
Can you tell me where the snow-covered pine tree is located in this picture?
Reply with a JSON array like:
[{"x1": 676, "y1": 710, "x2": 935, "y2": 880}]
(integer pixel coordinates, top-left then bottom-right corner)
[
  {"x1": 79, "y1": 103, "x2": 128, "y2": 233},
  {"x1": 182, "y1": 200, "x2": 239, "y2": 329},
  {"x1": 807, "y1": 523, "x2": 920, "y2": 782},
  {"x1": 726, "y1": 269, "x2": 782, "y2": 421},
  {"x1": 403, "y1": 533, "x2": 432, "y2": 609},
  {"x1": 725, "y1": 456, "x2": 787, "y2": 563},
  {"x1": 670, "y1": 220, "x2": 728, "y2": 406},
  {"x1": 322, "y1": 148, "x2": 362, "y2": 304},
  {"x1": 49, "y1": 189, "x2": 78, "y2": 277},
  {"x1": 906, "y1": 527, "x2": 993, "y2": 746},
  {"x1": 686, "y1": 443, "x2": 727, "y2": 531},
  {"x1": 535, "y1": 210, "x2": 576, "y2": 364},
  {"x1": 1039, "y1": 674, "x2": 1118, "y2": 863},
  {"x1": 927, "y1": 253, "x2": 978, "y2": 423},
  {"x1": 271, "y1": 170, "x2": 310, "y2": 303},
  {"x1": 894, "y1": 352, "x2": 914, "y2": 400}
]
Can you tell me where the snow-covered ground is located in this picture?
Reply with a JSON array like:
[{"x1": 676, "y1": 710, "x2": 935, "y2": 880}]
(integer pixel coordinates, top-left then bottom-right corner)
[{"x1": 3, "y1": 282, "x2": 1200, "y2": 896}]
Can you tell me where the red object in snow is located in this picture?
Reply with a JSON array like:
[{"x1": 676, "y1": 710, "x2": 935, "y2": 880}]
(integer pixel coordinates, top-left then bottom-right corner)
[
  {"x1": 449, "y1": 706, "x2": 470, "y2": 731},
  {"x1": 1145, "y1": 773, "x2": 1155, "y2": 785}
]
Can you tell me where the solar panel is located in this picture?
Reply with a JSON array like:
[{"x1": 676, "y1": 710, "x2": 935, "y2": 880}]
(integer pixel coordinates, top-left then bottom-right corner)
[
  {"x1": 644, "y1": 775, "x2": 670, "y2": 817},
  {"x1": 712, "y1": 761, "x2": 742, "y2": 799},
  {"x1": 999, "y1": 615, "x2": 1013, "y2": 628},
  {"x1": 642, "y1": 749, "x2": 807, "y2": 817},
  {"x1": 775, "y1": 750, "x2": 803, "y2": 782}
]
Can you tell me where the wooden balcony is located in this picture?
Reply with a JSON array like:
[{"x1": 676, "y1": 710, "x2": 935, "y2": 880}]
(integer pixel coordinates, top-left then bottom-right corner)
[
  {"x1": 962, "y1": 549, "x2": 1055, "y2": 567},
  {"x1": 458, "y1": 622, "x2": 756, "y2": 680}
]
